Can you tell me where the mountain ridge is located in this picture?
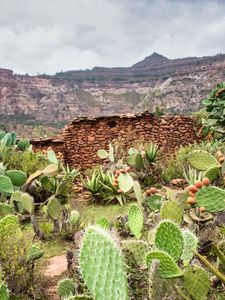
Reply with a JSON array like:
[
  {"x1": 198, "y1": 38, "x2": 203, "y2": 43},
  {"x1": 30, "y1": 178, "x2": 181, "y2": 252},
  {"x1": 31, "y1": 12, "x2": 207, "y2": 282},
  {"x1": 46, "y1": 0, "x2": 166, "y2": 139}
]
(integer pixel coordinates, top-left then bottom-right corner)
[{"x1": 0, "y1": 52, "x2": 225, "y2": 137}]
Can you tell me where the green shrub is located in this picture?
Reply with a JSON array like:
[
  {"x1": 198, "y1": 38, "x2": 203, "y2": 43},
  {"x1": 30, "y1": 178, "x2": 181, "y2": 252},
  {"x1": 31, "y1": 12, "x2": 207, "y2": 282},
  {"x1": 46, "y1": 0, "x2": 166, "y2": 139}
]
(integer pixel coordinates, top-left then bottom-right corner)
[
  {"x1": 3, "y1": 148, "x2": 48, "y2": 175},
  {"x1": 0, "y1": 216, "x2": 41, "y2": 295}
]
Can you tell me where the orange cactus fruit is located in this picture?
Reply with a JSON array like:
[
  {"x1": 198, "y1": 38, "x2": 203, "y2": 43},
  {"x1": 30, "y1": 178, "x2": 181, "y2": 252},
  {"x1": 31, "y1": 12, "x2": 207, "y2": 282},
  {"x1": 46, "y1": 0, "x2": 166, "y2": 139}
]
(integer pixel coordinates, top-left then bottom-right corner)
[
  {"x1": 146, "y1": 189, "x2": 152, "y2": 196},
  {"x1": 194, "y1": 180, "x2": 203, "y2": 189},
  {"x1": 187, "y1": 197, "x2": 196, "y2": 205},
  {"x1": 187, "y1": 185, "x2": 198, "y2": 193},
  {"x1": 199, "y1": 207, "x2": 206, "y2": 212},
  {"x1": 202, "y1": 177, "x2": 210, "y2": 186},
  {"x1": 149, "y1": 187, "x2": 157, "y2": 194}
]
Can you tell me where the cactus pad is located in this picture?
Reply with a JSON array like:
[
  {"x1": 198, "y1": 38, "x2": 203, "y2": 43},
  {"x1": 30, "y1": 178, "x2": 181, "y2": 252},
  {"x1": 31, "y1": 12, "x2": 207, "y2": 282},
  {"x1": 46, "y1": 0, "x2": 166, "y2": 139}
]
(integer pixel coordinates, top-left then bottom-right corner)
[
  {"x1": 17, "y1": 138, "x2": 30, "y2": 151},
  {"x1": 135, "y1": 153, "x2": 144, "y2": 170},
  {"x1": 148, "y1": 260, "x2": 160, "y2": 300},
  {"x1": 146, "y1": 251, "x2": 183, "y2": 278},
  {"x1": 0, "y1": 175, "x2": 14, "y2": 194},
  {"x1": 69, "y1": 210, "x2": 80, "y2": 226},
  {"x1": 79, "y1": 226, "x2": 128, "y2": 300},
  {"x1": 155, "y1": 221, "x2": 183, "y2": 261},
  {"x1": 20, "y1": 193, "x2": 34, "y2": 214},
  {"x1": 5, "y1": 170, "x2": 27, "y2": 186},
  {"x1": 196, "y1": 186, "x2": 225, "y2": 212},
  {"x1": 27, "y1": 244, "x2": 44, "y2": 261},
  {"x1": 181, "y1": 230, "x2": 198, "y2": 265},
  {"x1": 97, "y1": 149, "x2": 109, "y2": 159},
  {"x1": 183, "y1": 266, "x2": 210, "y2": 300},
  {"x1": 57, "y1": 278, "x2": 76, "y2": 299},
  {"x1": 160, "y1": 200, "x2": 183, "y2": 225},
  {"x1": 118, "y1": 172, "x2": 134, "y2": 193},
  {"x1": 47, "y1": 150, "x2": 58, "y2": 165},
  {"x1": 204, "y1": 166, "x2": 220, "y2": 182},
  {"x1": 42, "y1": 164, "x2": 58, "y2": 177},
  {"x1": 187, "y1": 150, "x2": 218, "y2": 171},
  {"x1": 47, "y1": 196, "x2": 61, "y2": 220},
  {"x1": 147, "y1": 194, "x2": 164, "y2": 211},
  {"x1": 128, "y1": 204, "x2": 144, "y2": 239},
  {"x1": 121, "y1": 239, "x2": 149, "y2": 267},
  {"x1": 0, "y1": 203, "x2": 14, "y2": 218},
  {"x1": 96, "y1": 217, "x2": 110, "y2": 229},
  {"x1": 133, "y1": 180, "x2": 144, "y2": 207},
  {"x1": 0, "y1": 281, "x2": 9, "y2": 300}
]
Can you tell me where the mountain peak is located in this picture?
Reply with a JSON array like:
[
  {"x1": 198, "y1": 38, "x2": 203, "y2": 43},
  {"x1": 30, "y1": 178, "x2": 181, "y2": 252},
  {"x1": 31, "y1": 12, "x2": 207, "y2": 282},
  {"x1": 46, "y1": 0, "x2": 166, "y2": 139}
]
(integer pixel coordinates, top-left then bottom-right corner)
[{"x1": 132, "y1": 52, "x2": 169, "y2": 68}]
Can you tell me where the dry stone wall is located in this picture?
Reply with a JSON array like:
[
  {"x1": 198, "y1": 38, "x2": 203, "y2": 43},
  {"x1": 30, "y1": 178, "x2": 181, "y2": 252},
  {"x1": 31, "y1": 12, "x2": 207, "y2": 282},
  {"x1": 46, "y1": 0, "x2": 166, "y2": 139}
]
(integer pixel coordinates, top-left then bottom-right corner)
[{"x1": 31, "y1": 112, "x2": 200, "y2": 169}]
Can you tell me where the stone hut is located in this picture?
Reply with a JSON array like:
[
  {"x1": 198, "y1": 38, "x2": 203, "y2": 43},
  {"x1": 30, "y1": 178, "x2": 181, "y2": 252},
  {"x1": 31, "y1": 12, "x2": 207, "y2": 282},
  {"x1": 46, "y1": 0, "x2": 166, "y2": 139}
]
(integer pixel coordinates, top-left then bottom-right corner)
[{"x1": 31, "y1": 111, "x2": 200, "y2": 169}]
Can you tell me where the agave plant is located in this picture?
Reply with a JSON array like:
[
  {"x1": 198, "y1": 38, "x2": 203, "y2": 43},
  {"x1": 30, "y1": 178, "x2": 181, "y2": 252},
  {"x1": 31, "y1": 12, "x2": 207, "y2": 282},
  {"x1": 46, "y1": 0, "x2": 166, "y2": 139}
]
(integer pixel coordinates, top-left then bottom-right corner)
[
  {"x1": 144, "y1": 142, "x2": 160, "y2": 163},
  {"x1": 183, "y1": 165, "x2": 202, "y2": 185},
  {"x1": 83, "y1": 167, "x2": 104, "y2": 195}
]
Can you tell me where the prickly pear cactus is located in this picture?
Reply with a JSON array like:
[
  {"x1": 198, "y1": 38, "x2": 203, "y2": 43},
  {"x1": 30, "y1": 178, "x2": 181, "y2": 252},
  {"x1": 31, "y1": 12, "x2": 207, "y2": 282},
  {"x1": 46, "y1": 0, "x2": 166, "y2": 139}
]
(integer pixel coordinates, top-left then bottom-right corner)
[
  {"x1": 154, "y1": 221, "x2": 183, "y2": 261},
  {"x1": 0, "y1": 203, "x2": 14, "y2": 218},
  {"x1": 128, "y1": 204, "x2": 144, "y2": 239},
  {"x1": 160, "y1": 200, "x2": 183, "y2": 225},
  {"x1": 42, "y1": 164, "x2": 58, "y2": 177},
  {"x1": 187, "y1": 150, "x2": 218, "y2": 171},
  {"x1": 118, "y1": 172, "x2": 134, "y2": 193},
  {"x1": 183, "y1": 266, "x2": 210, "y2": 300},
  {"x1": 148, "y1": 259, "x2": 161, "y2": 300},
  {"x1": 47, "y1": 196, "x2": 61, "y2": 220},
  {"x1": 27, "y1": 244, "x2": 44, "y2": 261},
  {"x1": 133, "y1": 180, "x2": 144, "y2": 208},
  {"x1": 0, "y1": 281, "x2": 9, "y2": 300},
  {"x1": 135, "y1": 153, "x2": 144, "y2": 170},
  {"x1": 196, "y1": 186, "x2": 225, "y2": 212},
  {"x1": 0, "y1": 175, "x2": 14, "y2": 194},
  {"x1": 97, "y1": 149, "x2": 109, "y2": 159},
  {"x1": 17, "y1": 138, "x2": 30, "y2": 151},
  {"x1": 0, "y1": 131, "x2": 6, "y2": 140},
  {"x1": 146, "y1": 250, "x2": 183, "y2": 278},
  {"x1": 204, "y1": 166, "x2": 220, "y2": 182},
  {"x1": 57, "y1": 278, "x2": 76, "y2": 299},
  {"x1": 181, "y1": 230, "x2": 198, "y2": 265},
  {"x1": 5, "y1": 170, "x2": 27, "y2": 187},
  {"x1": 121, "y1": 239, "x2": 149, "y2": 267},
  {"x1": 1, "y1": 133, "x2": 12, "y2": 147},
  {"x1": 47, "y1": 150, "x2": 58, "y2": 165},
  {"x1": 11, "y1": 132, "x2": 17, "y2": 145},
  {"x1": 96, "y1": 217, "x2": 110, "y2": 229},
  {"x1": 20, "y1": 193, "x2": 34, "y2": 214},
  {"x1": 79, "y1": 226, "x2": 128, "y2": 300},
  {"x1": 69, "y1": 210, "x2": 80, "y2": 226},
  {"x1": 147, "y1": 194, "x2": 164, "y2": 211}
]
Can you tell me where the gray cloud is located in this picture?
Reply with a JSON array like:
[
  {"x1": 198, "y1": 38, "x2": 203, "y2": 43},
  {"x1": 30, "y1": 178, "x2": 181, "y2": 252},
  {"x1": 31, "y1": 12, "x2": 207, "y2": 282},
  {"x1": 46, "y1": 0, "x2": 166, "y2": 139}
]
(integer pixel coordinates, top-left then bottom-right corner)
[{"x1": 0, "y1": 0, "x2": 224, "y2": 74}]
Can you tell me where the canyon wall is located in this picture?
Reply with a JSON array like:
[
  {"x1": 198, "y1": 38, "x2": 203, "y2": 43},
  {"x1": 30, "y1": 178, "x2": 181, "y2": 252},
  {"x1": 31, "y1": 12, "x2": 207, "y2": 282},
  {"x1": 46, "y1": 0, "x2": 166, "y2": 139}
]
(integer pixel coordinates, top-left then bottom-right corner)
[{"x1": 1, "y1": 53, "x2": 225, "y2": 136}]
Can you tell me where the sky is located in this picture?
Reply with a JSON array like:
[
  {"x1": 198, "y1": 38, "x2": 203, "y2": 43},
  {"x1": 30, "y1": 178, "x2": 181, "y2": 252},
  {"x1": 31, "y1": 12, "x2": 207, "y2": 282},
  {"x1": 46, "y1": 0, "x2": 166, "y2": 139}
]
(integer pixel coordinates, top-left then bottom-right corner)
[{"x1": 0, "y1": 0, "x2": 225, "y2": 75}]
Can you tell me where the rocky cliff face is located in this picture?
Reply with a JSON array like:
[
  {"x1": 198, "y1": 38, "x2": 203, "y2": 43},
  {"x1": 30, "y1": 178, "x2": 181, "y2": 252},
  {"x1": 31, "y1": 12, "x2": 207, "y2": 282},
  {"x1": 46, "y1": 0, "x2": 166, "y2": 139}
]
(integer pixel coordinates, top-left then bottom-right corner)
[{"x1": 1, "y1": 53, "x2": 225, "y2": 135}]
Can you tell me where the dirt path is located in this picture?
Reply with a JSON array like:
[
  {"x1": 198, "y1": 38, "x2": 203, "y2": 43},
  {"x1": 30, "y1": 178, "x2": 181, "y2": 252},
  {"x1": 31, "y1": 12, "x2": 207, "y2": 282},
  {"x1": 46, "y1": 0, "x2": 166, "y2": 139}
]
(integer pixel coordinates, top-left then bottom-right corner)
[{"x1": 43, "y1": 254, "x2": 68, "y2": 300}]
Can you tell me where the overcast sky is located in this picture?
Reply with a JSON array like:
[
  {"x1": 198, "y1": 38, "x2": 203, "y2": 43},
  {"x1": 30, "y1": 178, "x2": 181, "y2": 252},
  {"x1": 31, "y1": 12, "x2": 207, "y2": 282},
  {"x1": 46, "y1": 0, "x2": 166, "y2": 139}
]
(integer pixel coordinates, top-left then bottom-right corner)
[{"x1": 0, "y1": 0, "x2": 225, "y2": 74}]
